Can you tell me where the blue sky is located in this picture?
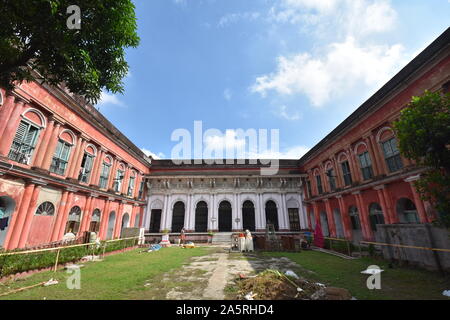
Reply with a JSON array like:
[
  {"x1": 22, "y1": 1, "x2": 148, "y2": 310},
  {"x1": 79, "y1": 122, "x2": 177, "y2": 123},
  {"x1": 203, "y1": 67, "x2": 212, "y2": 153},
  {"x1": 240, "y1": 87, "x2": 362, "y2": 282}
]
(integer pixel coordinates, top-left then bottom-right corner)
[{"x1": 97, "y1": 0, "x2": 450, "y2": 160}]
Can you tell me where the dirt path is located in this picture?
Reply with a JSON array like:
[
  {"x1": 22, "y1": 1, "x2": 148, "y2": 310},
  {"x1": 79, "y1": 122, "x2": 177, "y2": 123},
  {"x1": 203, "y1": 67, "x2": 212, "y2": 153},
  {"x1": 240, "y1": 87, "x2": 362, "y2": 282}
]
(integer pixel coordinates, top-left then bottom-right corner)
[{"x1": 140, "y1": 246, "x2": 305, "y2": 300}]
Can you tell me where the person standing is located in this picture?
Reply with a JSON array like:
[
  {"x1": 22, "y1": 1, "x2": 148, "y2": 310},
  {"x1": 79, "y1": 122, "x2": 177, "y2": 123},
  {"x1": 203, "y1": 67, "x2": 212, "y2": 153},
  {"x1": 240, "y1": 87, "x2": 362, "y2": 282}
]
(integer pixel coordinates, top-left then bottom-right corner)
[{"x1": 180, "y1": 227, "x2": 186, "y2": 245}]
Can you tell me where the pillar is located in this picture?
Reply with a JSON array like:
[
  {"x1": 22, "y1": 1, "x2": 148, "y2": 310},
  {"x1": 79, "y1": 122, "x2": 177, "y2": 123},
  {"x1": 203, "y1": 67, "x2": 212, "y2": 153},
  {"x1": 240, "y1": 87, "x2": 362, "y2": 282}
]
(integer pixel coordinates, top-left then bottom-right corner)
[
  {"x1": 353, "y1": 192, "x2": 373, "y2": 241},
  {"x1": 381, "y1": 186, "x2": 397, "y2": 223},
  {"x1": 41, "y1": 123, "x2": 62, "y2": 170},
  {"x1": 50, "y1": 190, "x2": 68, "y2": 241},
  {"x1": 107, "y1": 159, "x2": 119, "y2": 191},
  {"x1": 0, "y1": 92, "x2": 17, "y2": 138},
  {"x1": 57, "y1": 191, "x2": 75, "y2": 240},
  {"x1": 69, "y1": 138, "x2": 87, "y2": 179},
  {"x1": 312, "y1": 201, "x2": 320, "y2": 229},
  {"x1": 18, "y1": 184, "x2": 42, "y2": 248},
  {"x1": 32, "y1": 119, "x2": 55, "y2": 168},
  {"x1": 0, "y1": 99, "x2": 26, "y2": 158},
  {"x1": 366, "y1": 135, "x2": 382, "y2": 176},
  {"x1": 374, "y1": 185, "x2": 392, "y2": 224},
  {"x1": 114, "y1": 202, "x2": 124, "y2": 238},
  {"x1": 336, "y1": 196, "x2": 352, "y2": 240},
  {"x1": 90, "y1": 149, "x2": 104, "y2": 187},
  {"x1": 5, "y1": 183, "x2": 36, "y2": 249},
  {"x1": 408, "y1": 181, "x2": 428, "y2": 223},
  {"x1": 323, "y1": 199, "x2": 337, "y2": 237},
  {"x1": 98, "y1": 199, "x2": 111, "y2": 240}
]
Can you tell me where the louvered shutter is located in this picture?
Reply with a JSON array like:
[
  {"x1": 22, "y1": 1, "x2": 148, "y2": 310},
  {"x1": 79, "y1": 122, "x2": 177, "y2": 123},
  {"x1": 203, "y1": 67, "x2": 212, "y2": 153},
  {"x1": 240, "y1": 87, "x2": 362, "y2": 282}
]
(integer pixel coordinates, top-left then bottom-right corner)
[{"x1": 10, "y1": 121, "x2": 28, "y2": 155}]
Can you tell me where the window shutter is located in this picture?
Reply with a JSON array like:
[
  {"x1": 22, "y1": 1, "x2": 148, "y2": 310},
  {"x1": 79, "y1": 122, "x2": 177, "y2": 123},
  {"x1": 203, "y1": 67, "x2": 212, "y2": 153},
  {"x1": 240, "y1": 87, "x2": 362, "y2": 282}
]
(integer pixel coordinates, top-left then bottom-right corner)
[
  {"x1": 13, "y1": 122, "x2": 28, "y2": 144},
  {"x1": 54, "y1": 140, "x2": 63, "y2": 157},
  {"x1": 23, "y1": 125, "x2": 39, "y2": 147}
]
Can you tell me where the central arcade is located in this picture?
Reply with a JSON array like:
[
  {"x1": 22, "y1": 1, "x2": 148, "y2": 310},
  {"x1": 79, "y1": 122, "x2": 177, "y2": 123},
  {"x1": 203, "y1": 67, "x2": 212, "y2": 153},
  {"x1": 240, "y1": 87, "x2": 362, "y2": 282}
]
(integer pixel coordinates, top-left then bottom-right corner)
[{"x1": 144, "y1": 160, "x2": 308, "y2": 237}]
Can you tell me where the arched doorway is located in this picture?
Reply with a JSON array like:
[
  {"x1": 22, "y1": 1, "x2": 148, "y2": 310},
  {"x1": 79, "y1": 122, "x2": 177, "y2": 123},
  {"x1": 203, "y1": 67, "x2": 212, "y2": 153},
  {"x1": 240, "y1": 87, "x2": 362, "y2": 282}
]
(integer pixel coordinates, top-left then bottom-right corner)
[
  {"x1": 320, "y1": 211, "x2": 330, "y2": 237},
  {"x1": 65, "y1": 206, "x2": 81, "y2": 235},
  {"x1": 150, "y1": 200, "x2": 163, "y2": 233},
  {"x1": 396, "y1": 198, "x2": 419, "y2": 223},
  {"x1": 107, "y1": 211, "x2": 116, "y2": 240},
  {"x1": 287, "y1": 199, "x2": 300, "y2": 231},
  {"x1": 242, "y1": 201, "x2": 256, "y2": 232},
  {"x1": 121, "y1": 213, "x2": 130, "y2": 237},
  {"x1": 90, "y1": 209, "x2": 101, "y2": 233},
  {"x1": 171, "y1": 201, "x2": 185, "y2": 232},
  {"x1": 195, "y1": 201, "x2": 208, "y2": 232},
  {"x1": 369, "y1": 203, "x2": 385, "y2": 231},
  {"x1": 333, "y1": 208, "x2": 344, "y2": 238},
  {"x1": 349, "y1": 206, "x2": 362, "y2": 243},
  {"x1": 218, "y1": 201, "x2": 232, "y2": 232},
  {"x1": 265, "y1": 200, "x2": 279, "y2": 231},
  {"x1": 134, "y1": 213, "x2": 140, "y2": 228},
  {"x1": 0, "y1": 196, "x2": 16, "y2": 247}
]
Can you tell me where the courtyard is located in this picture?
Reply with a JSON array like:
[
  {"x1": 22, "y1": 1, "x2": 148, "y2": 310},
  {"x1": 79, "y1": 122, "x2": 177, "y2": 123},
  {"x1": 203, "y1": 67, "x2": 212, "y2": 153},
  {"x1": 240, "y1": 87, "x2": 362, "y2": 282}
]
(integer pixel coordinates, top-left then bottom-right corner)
[{"x1": 0, "y1": 245, "x2": 448, "y2": 300}]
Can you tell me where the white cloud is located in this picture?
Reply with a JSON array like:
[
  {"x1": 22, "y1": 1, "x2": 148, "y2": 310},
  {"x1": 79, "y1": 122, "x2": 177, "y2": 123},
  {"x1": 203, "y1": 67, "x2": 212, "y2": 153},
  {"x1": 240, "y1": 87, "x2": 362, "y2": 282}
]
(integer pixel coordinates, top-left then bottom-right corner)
[
  {"x1": 252, "y1": 37, "x2": 405, "y2": 107},
  {"x1": 218, "y1": 12, "x2": 261, "y2": 27},
  {"x1": 97, "y1": 90, "x2": 126, "y2": 107},
  {"x1": 141, "y1": 148, "x2": 166, "y2": 160},
  {"x1": 223, "y1": 88, "x2": 232, "y2": 101},
  {"x1": 252, "y1": 0, "x2": 407, "y2": 107},
  {"x1": 270, "y1": 0, "x2": 397, "y2": 39},
  {"x1": 277, "y1": 105, "x2": 301, "y2": 120},
  {"x1": 203, "y1": 130, "x2": 309, "y2": 159},
  {"x1": 248, "y1": 145, "x2": 310, "y2": 159}
]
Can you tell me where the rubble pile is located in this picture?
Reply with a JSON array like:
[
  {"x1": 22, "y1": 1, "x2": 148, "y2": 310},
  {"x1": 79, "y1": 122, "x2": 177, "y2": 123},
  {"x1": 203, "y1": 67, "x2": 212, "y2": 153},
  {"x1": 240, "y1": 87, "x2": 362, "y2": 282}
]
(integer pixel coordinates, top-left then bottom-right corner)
[{"x1": 235, "y1": 269, "x2": 352, "y2": 300}]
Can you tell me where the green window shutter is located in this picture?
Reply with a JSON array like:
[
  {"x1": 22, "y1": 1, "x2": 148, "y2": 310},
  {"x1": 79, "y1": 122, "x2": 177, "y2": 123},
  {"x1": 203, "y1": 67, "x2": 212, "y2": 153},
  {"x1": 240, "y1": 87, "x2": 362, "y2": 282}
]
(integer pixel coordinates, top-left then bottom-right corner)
[
  {"x1": 23, "y1": 125, "x2": 39, "y2": 147},
  {"x1": 54, "y1": 140, "x2": 63, "y2": 157},
  {"x1": 60, "y1": 143, "x2": 71, "y2": 161},
  {"x1": 13, "y1": 121, "x2": 28, "y2": 145}
]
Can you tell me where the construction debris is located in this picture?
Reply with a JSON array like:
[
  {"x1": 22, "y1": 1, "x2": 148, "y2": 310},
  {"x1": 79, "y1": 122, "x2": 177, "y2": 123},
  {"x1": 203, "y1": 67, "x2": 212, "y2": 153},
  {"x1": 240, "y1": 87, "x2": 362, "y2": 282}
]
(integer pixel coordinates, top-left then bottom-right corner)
[
  {"x1": 235, "y1": 269, "x2": 352, "y2": 300},
  {"x1": 43, "y1": 279, "x2": 58, "y2": 287}
]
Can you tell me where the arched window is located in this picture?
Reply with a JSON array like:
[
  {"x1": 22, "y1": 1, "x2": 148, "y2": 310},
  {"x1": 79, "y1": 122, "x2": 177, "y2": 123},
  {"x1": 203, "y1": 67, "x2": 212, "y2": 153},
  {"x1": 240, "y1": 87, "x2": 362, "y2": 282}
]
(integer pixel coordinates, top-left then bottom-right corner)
[
  {"x1": 107, "y1": 211, "x2": 116, "y2": 240},
  {"x1": 355, "y1": 142, "x2": 374, "y2": 181},
  {"x1": 113, "y1": 164, "x2": 126, "y2": 193},
  {"x1": 369, "y1": 203, "x2": 385, "y2": 231},
  {"x1": 287, "y1": 199, "x2": 300, "y2": 231},
  {"x1": 127, "y1": 171, "x2": 136, "y2": 197},
  {"x1": 99, "y1": 156, "x2": 112, "y2": 189},
  {"x1": 8, "y1": 110, "x2": 45, "y2": 164},
  {"x1": 242, "y1": 200, "x2": 256, "y2": 232},
  {"x1": 0, "y1": 196, "x2": 16, "y2": 247},
  {"x1": 50, "y1": 130, "x2": 75, "y2": 176},
  {"x1": 134, "y1": 213, "x2": 141, "y2": 228},
  {"x1": 349, "y1": 206, "x2": 361, "y2": 230},
  {"x1": 195, "y1": 201, "x2": 208, "y2": 232},
  {"x1": 333, "y1": 208, "x2": 344, "y2": 238},
  {"x1": 79, "y1": 145, "x2": 97, "y2": 183},
  {"x1": 396, "y1": 198, "x2": 419, "y2": 223},
  {"x1": 320, "y1": 211, "x2": 330, "y2": 237},
  {"x1": 171, "y1": 201, "x2": 185, "y2": 233},
  {"x1": 121, "y1": 213, "x2": 130, "y2": 237},
  {"x1": 378, "y1": 128, "x2": 403, "y2": 173},
  {"x1": 65, "y1": 206, "x2": 81, "y2": 234},
  {"x1": 35, "y1": 202, "x2": 55, "y2": 216},
  {"x1": 265, "y1": 200, "x2": 279, "y2": 231},
  {"x1": 89, "y1": 209, "x2": 101, "y2": 233},
  {"x1": 218, "y1": 201, "x2": 232, "y2": 232},
  {"x1": 309, "y1": 211, "x2": 316, "y2": 230}
]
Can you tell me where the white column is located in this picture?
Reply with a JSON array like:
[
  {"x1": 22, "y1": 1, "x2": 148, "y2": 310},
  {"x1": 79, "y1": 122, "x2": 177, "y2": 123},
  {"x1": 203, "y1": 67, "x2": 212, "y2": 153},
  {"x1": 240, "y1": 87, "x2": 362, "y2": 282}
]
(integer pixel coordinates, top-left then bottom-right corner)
[
  {"x1": 278, "y1": 193, "x2": 286, "y2": 230},
  {"x1": 299, "y1": 193, "x2": 307, "y2": 229},
  {"x1": 208, "y1": 193, "x2": 214, "y2": 231},
  {"x1": 257, "y1": 193, "x2": 264, "y2": 230},
  {"x1": 236, "y1": 193, "x2": 242, "y2": 230},
  {"x1": 185, "y1": 193, "x2": 191, "y2": 231}
]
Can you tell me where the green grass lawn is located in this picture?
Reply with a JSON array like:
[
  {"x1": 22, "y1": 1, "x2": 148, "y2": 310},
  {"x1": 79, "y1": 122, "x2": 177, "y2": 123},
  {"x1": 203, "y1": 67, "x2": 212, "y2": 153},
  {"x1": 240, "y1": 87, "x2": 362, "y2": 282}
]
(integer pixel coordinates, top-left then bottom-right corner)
[
  {"x1": 263, "y1": 251, "x2": 450, "y2": 300},
  {"x1": 0, "y1": 247, "x2": 209, "y2": 300}
]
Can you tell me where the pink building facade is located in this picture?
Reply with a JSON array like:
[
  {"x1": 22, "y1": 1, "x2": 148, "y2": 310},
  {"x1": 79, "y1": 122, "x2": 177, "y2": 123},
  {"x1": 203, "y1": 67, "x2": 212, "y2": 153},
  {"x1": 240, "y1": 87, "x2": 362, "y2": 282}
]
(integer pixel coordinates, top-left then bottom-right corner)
[{"x1": 0, "y1": 80, "x2": 150, "y2": 250}]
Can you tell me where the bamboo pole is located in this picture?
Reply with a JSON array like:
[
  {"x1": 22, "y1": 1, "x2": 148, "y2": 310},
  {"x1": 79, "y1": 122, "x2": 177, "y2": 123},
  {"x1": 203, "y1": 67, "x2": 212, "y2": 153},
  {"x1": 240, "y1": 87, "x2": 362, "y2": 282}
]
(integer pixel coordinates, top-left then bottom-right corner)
[
  {"x1": 53, "y1": 249, "x2": 61, "y2": 272},
  {"x1": 0, "y1": 281, "x2": 47, "y2": 297}
]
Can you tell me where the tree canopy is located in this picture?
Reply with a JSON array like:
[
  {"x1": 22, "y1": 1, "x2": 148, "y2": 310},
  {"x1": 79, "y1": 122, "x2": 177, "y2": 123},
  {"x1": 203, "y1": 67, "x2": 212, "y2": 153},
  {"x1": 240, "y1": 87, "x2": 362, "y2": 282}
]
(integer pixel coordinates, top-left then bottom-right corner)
[
  {"x1": 0, "y1": 0, "x2": 140, "y2": 104},
  {"x1": 394, "y1": 91, "x2": 450, "y2": 227}
]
